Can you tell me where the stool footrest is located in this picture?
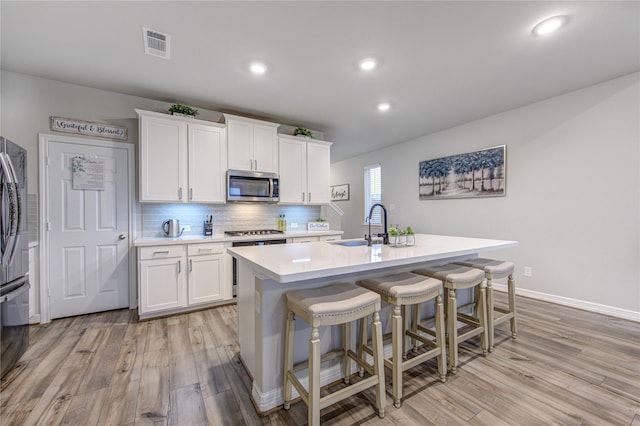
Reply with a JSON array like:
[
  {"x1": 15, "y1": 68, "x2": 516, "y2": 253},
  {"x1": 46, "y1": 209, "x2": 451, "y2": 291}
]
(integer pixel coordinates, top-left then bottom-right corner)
[
  {"x1": 456, "y1": 312, "x2": 482, "y2": 328},
  {"x1": 319, "y1": 376, "x2": 382, "y2": 410},
  {"x1": 292, "y1": 348, "x2": 345, "y2": 373},
  {"x1": 287, "y1": 371, "x2": 309, "y2": 406}
]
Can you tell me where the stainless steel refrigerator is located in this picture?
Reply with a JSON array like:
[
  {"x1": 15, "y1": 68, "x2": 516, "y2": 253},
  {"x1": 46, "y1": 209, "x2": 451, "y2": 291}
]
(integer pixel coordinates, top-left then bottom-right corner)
[{"x1": 0, "y1": 136, "x2": 30, "y2": 379}]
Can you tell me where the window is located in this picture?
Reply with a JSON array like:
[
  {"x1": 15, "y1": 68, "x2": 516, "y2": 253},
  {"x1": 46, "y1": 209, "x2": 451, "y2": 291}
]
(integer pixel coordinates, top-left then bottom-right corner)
[{"x1": 364, "y1": 164, "x2": 382, "y2": 225}]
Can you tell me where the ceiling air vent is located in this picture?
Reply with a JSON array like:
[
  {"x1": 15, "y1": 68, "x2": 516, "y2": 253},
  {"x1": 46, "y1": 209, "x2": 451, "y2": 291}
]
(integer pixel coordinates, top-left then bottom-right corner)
[{"x1": 142, "y1": 27, "x2": 170, "y2": 60}]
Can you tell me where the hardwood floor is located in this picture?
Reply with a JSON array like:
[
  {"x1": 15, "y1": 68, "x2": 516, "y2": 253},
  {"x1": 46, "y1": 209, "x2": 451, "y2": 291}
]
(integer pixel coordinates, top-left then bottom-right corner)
[{"x1": 1, "y1": 292, "x2": 639, "y2": 425}]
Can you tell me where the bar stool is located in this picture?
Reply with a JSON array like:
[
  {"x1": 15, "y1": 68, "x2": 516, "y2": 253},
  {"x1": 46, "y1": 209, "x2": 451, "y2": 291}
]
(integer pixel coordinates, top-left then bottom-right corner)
[
  {"x1": 356, "y1": 272, "x2": 446, "y2": 408},
  {"x1": 283, "y1": 282, "x2": 386, "y2": 426},
  {"x1": 454, "y1": 258, "x2": 517, "y2": 352},
  {"x1": 412, "y1": 264, "x2": 487, "y2": 373}
]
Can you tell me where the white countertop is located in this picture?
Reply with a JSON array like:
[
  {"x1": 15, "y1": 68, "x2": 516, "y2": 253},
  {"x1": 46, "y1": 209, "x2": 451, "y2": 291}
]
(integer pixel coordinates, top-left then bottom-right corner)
[
  {"x1": 228, "y1": 234, "x2": 518, "y2": 283},
  {"x1": 133, "y1": 230, "x2": 344, "y2": 247}
]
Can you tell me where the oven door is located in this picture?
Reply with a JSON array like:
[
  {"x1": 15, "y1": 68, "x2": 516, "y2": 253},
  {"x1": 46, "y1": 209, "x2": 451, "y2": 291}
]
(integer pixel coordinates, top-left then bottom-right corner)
[{"x1": 231, "y1": 239, "x2": 286, "y2": 297}]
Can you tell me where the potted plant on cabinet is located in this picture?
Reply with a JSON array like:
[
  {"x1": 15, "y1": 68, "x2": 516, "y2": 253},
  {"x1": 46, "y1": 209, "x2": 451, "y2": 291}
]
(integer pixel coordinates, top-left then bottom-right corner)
[
  {"x1": 168, "y1": 104, "x2": 199, "y2": 118},
  {"x1": 293, "y1": 127, "x2": 313, "y2": 138}
]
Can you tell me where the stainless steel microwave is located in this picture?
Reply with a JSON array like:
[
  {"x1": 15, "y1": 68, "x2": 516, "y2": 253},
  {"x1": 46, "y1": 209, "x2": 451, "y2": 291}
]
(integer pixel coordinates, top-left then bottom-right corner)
[{"x1": 227, "y1": 170, "x2": 279, "y2": 202}]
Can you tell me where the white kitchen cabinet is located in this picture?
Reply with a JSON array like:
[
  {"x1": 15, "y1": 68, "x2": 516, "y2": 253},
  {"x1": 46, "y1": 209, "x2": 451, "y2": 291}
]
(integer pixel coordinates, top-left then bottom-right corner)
[
  {"x1": 138, "y1": 242, "x2": 230, "y2": 318},
  {"x1": 138, "y1": 246, "x2": 187, "y2": 314},
  {"x1": 278, "y1": 135, "x2": 331, "y2": 205},
  {"x1": 187, "y1": 243, "x2": 226, "y2": 305},
  {"x1": 136, "y1": 109, "x2": 227, "y2": 203},
  {"x1": 225, "y1": 113, "x2": 279, "y2": 173}
]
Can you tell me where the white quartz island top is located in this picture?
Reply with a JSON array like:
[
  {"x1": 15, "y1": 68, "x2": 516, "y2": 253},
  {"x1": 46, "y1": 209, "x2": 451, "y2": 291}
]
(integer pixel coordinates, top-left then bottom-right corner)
[{"x1": 227, "y1": 233, "x2": 518, "y2": 283}]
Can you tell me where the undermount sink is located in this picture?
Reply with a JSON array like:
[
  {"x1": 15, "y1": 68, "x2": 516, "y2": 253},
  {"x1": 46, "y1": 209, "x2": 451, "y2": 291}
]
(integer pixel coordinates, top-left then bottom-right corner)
[{"x1": 330, "y1": 240, "x2": 370, "y2": 247}]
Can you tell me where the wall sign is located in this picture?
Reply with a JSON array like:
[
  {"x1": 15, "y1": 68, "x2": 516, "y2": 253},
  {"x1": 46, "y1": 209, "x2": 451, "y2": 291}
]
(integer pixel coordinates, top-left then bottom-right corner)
[
  {"x1": 330, "y1": 184, "x2": 350, "y2": 201},
  {"x1": 51, "y1": 116, "x2": 128, "y2": 140},
  {"x1": 72, "y1": 156, "x2": 105, "y2": 190}
]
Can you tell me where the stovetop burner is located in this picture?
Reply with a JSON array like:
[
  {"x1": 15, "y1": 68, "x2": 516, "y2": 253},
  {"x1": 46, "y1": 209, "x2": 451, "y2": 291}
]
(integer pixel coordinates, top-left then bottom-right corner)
[{"x1": 224, "y1": 229, "x2": 284, "y2": 237}]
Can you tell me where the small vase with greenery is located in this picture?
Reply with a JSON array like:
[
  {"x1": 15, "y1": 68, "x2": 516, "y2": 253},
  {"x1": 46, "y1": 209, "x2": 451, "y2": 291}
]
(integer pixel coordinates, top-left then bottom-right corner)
[
  {"x1": 293, "y1": 127, "x2": 313, "y2": 138},
  {"x1": 169, "y1": 104, "x2": 199, "y2": 118}
]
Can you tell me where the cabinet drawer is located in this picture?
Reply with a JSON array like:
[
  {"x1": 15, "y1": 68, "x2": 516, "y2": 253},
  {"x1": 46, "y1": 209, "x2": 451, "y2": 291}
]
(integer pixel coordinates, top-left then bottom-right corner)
[
  {"x1": 188, "y1": 243, "x2": 224, "y2": 256},
  {"x1": 139, "y1": 245, "x2": 185, "y2": 260}
]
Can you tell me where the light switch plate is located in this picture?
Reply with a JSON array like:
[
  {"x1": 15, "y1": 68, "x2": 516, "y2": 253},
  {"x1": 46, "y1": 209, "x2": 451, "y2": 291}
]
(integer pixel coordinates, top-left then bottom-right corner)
[{"x1": 182, "y1": 225, "x2": 191, "y2": 232}]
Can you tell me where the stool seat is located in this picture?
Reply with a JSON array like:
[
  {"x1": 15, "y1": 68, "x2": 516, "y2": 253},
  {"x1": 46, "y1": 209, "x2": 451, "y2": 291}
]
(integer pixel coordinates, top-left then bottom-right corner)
[
  {"x1": 413, "y1": 264, "x2": 487, "y2": 373},
  {"x1": 455, "y1": 258, "x2": 514, "y2": 277},
  {"x1": 454, "y1": 258, "x2": 518, "y2": 351},
  {"x1": 413, "y1": 264, "x2": 485, "y2": 288},
  {"x1": 357, "y1": 272, "x2": 446, "y2": 408},
  {"x1": 358, "y1": 271, "x2": 442, "y2": 303},
  {"x1": 287, "y1": 282, "x2": 381, "y2": 327}
]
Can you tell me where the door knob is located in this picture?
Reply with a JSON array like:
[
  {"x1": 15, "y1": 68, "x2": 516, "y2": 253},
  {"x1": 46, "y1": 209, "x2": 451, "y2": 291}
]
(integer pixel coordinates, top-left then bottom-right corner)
[{"x1": 119, "y1": 234, "x2": 126, "y2": 240}]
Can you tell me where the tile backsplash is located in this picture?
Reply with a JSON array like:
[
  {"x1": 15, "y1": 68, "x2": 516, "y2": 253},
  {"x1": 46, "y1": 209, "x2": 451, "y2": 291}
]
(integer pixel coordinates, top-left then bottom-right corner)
[{"x1": 141, "y1": 203, "x2": 323, "y2": 238}]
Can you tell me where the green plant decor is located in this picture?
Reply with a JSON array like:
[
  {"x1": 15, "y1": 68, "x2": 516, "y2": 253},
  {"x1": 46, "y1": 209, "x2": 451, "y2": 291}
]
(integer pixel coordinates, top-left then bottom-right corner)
[
  {"x1": 389, "y1": 227, "x2": 399, "y2": 237},
  {"x1": 293, "y1": 127, "x2": 313, "y2": 138},
  {"x1": 169, "y1": 104, "x2": 199, "y2": 117},
  {"x1": 404, "y1": 226, "x2": 414, "y2": 235},
  {"x1": 315, "y1": 218, "x2": 326, "y2": 222}
]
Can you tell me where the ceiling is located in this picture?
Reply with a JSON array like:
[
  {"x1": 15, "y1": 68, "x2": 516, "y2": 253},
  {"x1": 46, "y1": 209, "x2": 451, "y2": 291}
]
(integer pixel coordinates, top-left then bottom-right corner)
[{"x1": 1, "y1": 1, "x2": 638, "y2": 162}]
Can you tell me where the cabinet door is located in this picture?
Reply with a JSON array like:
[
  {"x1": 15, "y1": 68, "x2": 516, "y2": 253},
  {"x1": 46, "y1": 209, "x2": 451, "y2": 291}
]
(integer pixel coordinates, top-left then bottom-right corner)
[
  {"x1": 188, "y1": 124, "x2": 226, "y2": 203},
  {"x1": 252, "y1": 123, "x2": 278, "y2": 173},
  {"x1": 278, "y1": 138, "x2": 306, "y2": 204},
  {"x1": 227, "y1": 119, "x2": 253, "y2": 171},
  {"x1": 139, "y1": 257, "x2": 187, "y2": 314},
  {"x1": 188, "y1": 254, "x2": 224, "y2": 305},
  {"x1": 306, "y1": 142, "x2": 331, "y2": 204},
  {"x1": 139, "y1": 114, "x2": 187, "y2": 202}
]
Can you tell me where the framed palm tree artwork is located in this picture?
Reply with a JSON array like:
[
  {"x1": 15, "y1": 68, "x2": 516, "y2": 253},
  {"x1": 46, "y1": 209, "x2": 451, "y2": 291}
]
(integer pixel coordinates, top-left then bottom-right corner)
[{"x1": 419, "y1": 145, "x2": 506, "y2": 199}]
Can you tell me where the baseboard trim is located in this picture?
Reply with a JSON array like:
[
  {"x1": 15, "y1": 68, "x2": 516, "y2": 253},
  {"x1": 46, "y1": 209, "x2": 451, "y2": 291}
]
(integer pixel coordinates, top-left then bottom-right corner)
[
  {"x1": 492, "y1": 283, "x2": 640, "y2": 322},
  {"x1": 29, "y1": 314, "x2": 41, "y2": 324}
]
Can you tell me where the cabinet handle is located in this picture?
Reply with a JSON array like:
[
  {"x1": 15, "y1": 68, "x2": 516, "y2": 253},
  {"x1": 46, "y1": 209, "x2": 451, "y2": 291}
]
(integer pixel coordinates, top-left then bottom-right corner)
[
  {"x1": 250, "y1": 159, "x2": 253, "y2": 170},
  {"x1": 255, "y1": 159, "x2": 258, "y2": 170},
  {"x1": 302, "y1": 192, "x2": 305, "y2": 202},
  {"x1": 178, "y1": 260, "x2": 181, "y2": 273},
  {"x1": 308, "y1": 192, "x2": 311, "y2": 202},
  {"x1": 199, "y1": 248, "x2": 213, "y2": 252},
  {"x1": 189, "y1": 259, "x2": 193, "y2": 272},
  {"x1": 153, "y1": 250, "x2": 170, "y2": 256},
  {"x1": 189, "y1": 188, "x2": 193, "y2": 200},
  {"x1": 178, "y1": 187, "x2": 183, "y2": 200}
]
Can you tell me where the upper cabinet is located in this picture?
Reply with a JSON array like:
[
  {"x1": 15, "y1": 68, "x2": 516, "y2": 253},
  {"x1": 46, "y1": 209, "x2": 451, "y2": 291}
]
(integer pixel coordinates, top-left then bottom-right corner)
[
  {"x1": 137, "y1": 109, "x2": 227, "y2": 203},
  {"x1": 224, "y1": 113, "x2": 279, "y2": 173},
  {"x1": 278, "y1": 134, "x2": 331, "y2": 205}
]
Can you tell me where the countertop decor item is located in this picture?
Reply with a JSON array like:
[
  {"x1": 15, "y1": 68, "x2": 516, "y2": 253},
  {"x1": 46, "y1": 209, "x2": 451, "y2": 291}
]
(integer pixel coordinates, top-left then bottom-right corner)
[
  {"x1": 293, "y1": 127, "x2": 312, "y2": 138},
  {"x1": 308, "y1": 218, "x2": 329, "y2": 231},
  {"x1": 168, "y1": 104, "x2": 199, "y2": 118}
]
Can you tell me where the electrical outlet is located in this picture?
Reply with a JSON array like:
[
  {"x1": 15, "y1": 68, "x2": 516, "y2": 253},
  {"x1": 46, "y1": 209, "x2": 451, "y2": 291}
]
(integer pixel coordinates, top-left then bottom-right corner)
[
  {"x1": 524, "y1": 266, "x2": 533, "y2": 277},
  {"x1": 182, "y1": 225, "x2": 191, "y2": 232},
  {"x1": 290, "y1": 222, "x2": 298, "y2": 229}
]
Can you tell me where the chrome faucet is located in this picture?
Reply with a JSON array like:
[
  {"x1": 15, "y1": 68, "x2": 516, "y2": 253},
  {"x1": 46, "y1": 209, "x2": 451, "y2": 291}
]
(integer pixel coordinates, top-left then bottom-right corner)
[{"x1": 365, "y1": 203, "x2": 389, "y2": 246}]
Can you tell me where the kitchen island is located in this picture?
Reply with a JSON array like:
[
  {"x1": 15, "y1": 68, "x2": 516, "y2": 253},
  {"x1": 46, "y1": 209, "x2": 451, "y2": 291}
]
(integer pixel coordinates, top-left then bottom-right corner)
[{"x1": 227, "y1": 234, "x2": 517, "y2": 413}]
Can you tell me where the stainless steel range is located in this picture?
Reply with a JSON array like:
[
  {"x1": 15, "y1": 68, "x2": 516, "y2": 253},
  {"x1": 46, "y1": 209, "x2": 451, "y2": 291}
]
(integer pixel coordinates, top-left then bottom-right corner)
[
  {"x1": 226, "y1": 229, "x2": 287, "y2": 297},
  {"x1": 224, "y1": 229, "x2": 284, "y2": 237}
]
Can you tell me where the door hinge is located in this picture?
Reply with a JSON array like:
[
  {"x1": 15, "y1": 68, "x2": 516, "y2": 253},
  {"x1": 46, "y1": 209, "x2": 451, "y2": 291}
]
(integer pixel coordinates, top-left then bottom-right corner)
[
  {"x1": 46, "y1": 222, "x2": 51, "y2": 231},
  {"x1": 48, "y1": 287, "x2": 51, "y2": 297},
  {"x1": 46, "y1": 156, "x2": 50, "y2": 166}
]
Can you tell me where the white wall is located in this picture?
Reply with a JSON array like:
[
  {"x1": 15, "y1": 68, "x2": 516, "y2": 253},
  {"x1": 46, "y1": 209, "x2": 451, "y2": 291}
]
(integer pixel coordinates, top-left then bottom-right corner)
[{"x1": 331, "y1": 72, "x2": 640, "y2": 318}]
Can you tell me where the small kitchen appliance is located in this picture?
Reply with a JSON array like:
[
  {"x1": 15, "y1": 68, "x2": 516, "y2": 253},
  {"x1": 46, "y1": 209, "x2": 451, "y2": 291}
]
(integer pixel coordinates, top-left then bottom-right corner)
[
  {"x1": 227, "y1": 170, "x2": 279, "y2": 203},
  {"x1": 162, "y1": 219, "x2": 183, "y2": 238}
]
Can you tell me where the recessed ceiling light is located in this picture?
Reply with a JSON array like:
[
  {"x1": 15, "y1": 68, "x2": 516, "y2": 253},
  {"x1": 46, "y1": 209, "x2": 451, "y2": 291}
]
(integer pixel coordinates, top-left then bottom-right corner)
[
  {"x1": 377, "y1": 102, "x2": 391, "y2": 112},
  {"x1": 249, "y1": 62, "x2": 267, "y2": 74},
  {"x1": 359, "y1": 58, "x2": 377, "y2": 71},
  {"x1": 532, "y1": 15, "x2": 568, "y2": 36}
]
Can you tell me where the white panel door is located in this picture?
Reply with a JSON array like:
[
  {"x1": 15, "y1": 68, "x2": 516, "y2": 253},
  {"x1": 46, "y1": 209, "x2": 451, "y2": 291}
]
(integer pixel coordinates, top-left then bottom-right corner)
[
  {"x1": 188, "y1": 254, "x2": 223, "y2": 305},
  {"x1": 227, "y1": 119, "x2": 253, "y2": 171},
  {"x1": 252, "y1": 123, "x2": 277, "y2": 173},
  {"x1": 188, "y1": 123, "x2": 226, "y2": 203},
  {"x1": 47, "y1": 140, "x2": 130, "y2": 319}
]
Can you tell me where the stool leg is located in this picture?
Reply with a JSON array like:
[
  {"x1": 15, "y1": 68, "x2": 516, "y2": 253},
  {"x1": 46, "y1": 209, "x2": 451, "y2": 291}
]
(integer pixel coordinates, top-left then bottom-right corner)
[
  {"x1": 392, "y1": 305, "x2": 403, "y2": 408},
  {"x1": 308, "y1": 326, "x2": 321, "y2": 426},
  {"x1": 358, "y1": 316, "x2": 366, "y2": 377},
  {"x1": 447, "y1": 287, "x2": 458, "y2": 373},
  {"x1": 412, "y1": 302, "x2": 419, "y2": 353},
  {"x1": 343, "y1": 323, "x2": 351, "y2": 384},
  {"x1": 486, "y1": 275, "x2": 495, "y2": 352},
  {"x1": 283, "y1": 310, "x2": 295, "y2": 410},
  {"x1": 371, "y1": 311, "x2": 386, "y2": 418},
  {"x1": 402, "y1": 304, "x2": 409, "y2": 358},
  {"x1": 478, "y1": 282, "x2": 488, "y2": 356},
  {"x1": 508, "y1": 274, "x2": 518, "y2": 338},
  {"x1": 434, "y1": 294, "x2": 446, "y2": 382}
]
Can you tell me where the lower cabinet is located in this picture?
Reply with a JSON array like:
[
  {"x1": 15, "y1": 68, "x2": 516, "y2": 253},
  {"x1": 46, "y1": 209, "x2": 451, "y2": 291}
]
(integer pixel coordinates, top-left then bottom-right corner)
[{"x1": 138, "y1": 243, "x2": 230, "y2": 318}]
